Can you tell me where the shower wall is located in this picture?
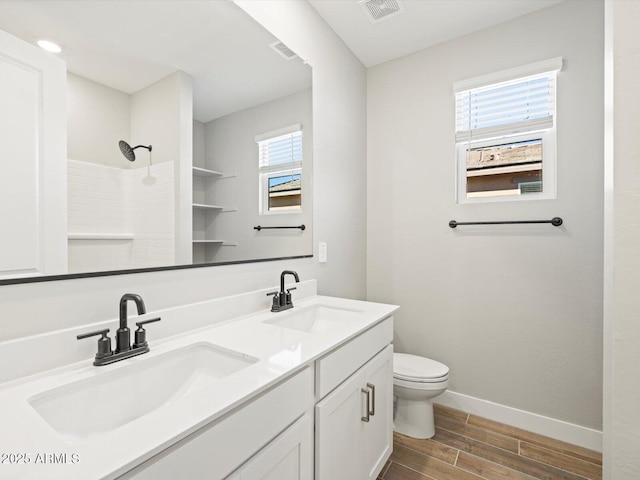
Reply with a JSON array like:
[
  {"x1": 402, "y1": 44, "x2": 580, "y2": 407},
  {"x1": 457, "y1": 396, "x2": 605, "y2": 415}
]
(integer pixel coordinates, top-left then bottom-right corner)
[
  {"x1": 66, "y1": 70, "x2": 192, "y2": 271},
  {"x1": 67, "y1": 160, "x2": 174, "y2": 272}
]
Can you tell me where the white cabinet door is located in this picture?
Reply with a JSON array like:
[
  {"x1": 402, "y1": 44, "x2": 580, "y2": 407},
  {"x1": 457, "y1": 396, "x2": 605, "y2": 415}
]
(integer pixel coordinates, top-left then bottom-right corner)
[
  {"x1": 360, "y1": 345, "x2": 393, "y2": 480},
  {"x1": 120, "y1": 368, "x2": 313, "y2": 480},
  {"x1": 232, "y1": 414, "x2": 313, "y2": 480},
  {"x1": 0, "y1": 29, "x2": 67, "y2": 279},
  {"x1": 315, "y1": 368, "x2": 365, "y2": 480},
  {"x1": 316, "y1": 345, "x2": 393, "y2": 480}
]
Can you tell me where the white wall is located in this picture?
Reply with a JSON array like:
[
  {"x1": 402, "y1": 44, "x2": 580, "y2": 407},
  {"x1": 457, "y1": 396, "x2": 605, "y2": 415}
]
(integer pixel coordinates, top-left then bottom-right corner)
[
  {"x1": 367, "y1": 0, "x2": 604, "y2": 432},
  {"x1": 202, "y1": 88, "x2": 312, "y2": 262},
  {"x1": 604, "y1": 0, "x2": 640, "y2": 476},
  {"x1": 235, "y1": 0, "x2": 367, "y2": 299},
  {"x1": 193, "y1": 120, "x2": 206, "y2": 168},
  {"x1": 130, "y1": 71, "x2": 189, "y2": 167},
  {"x1": 0, "y1": 1, "x2": 367, "y2": 351},
  {"x1": 67, "y1": 73, "x2": 131, "y2": 168}
]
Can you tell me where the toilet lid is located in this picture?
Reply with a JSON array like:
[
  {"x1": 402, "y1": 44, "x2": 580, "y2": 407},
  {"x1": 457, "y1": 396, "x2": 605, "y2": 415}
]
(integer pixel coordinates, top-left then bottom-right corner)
[{"x1": 394, "y1": 353, "x2": 449, "y2": 381}]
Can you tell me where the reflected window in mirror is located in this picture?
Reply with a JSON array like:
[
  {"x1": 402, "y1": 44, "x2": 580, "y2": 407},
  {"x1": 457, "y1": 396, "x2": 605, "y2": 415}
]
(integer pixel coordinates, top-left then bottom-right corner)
[
  {"x1": 256, "y1": 125, "x2": 303, "y2": 215},
  {"x1": 454, "y1": 58, "x2": 562, "y2": 203}
]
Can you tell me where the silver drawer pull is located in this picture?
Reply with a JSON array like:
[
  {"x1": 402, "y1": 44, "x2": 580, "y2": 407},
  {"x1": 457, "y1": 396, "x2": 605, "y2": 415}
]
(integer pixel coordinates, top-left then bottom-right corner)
[
  {"x1": 367, "y1": 383, "x2": 376, "y2": 416},
  {"x1": 361, "y1": 388, "x2": 371, "y2": 422}
]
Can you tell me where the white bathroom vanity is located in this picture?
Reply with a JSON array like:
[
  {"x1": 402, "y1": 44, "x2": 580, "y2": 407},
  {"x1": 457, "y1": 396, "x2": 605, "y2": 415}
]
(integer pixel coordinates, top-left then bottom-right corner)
[{"x1": 0, "y1": 281, "x2": 397, "y2": 479}]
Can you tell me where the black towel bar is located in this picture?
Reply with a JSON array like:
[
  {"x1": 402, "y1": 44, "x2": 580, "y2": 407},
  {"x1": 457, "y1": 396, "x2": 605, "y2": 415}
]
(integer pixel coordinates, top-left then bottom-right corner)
[
  {"x1": 254, "y1": 225, "x2": 306, "y2": 231},
  {"x1": 449, "y1": 217, "x2": 563, "y2": 228}
]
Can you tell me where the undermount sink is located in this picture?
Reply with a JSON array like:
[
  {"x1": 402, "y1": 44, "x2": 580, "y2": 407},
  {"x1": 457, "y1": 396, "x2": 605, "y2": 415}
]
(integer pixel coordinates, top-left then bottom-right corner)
[
  {"x1": 29, "y1": 343, "x2": 258, "y2": 443},
  {"x1": 263, "y1": 304, "x2": 363, "y2": 333}
]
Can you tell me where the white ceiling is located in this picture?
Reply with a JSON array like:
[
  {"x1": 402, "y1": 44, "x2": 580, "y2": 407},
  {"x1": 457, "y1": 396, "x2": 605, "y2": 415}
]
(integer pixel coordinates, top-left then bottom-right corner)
[
  {"x1": 0, "y1": 1, "x2": 311, "y2": 123},
  {"x1": 308, "y1": 0, "x2": 564, "y2": 67},
  {"x1": 0, "y1": 0, "x2": 564, "y2": 120}
]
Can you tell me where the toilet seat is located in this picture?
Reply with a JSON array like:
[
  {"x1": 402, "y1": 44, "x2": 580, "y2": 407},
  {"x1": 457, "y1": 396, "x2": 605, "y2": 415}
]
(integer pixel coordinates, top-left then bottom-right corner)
[
  {"x1": 394, "y1": 375, "x2": 449, "y2": 391},
  {"x1": 394, "y1": 373, "x2": 449, "y2": 383},
  {"x1": 393, "y1": 353, "x2": 449, "y2": 382}
]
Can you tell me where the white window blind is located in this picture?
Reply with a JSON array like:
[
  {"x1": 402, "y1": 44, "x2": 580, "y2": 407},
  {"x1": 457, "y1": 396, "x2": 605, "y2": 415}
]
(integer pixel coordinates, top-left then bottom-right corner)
[
  {"x1": 257, "y1": 129, "x2": 302, "y2": 172},
  {"x1": 455, "y1": 71, "x2": 558, "y2": 143}
]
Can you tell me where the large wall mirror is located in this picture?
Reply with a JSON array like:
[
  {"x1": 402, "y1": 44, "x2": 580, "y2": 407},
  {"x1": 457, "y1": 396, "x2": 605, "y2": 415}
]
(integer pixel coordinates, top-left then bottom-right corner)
[{"x1": 0, "y1": 0, "x2": 312, "y2": 283}]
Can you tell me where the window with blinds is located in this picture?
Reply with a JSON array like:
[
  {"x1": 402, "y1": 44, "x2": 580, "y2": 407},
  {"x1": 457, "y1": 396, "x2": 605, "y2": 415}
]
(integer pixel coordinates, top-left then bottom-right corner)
[
  {"x1": 256, "y1": 125, "x2": 303, "y2": 214},
  {"x1": 455, "y1": 72, "x2": 556, "y2": 142},
  {"x1": 454, "y1": 58, "x2": 561, "y2": 203},
  {"x1": 258, "y1": 130, "x2": 303, "y2": 171}
]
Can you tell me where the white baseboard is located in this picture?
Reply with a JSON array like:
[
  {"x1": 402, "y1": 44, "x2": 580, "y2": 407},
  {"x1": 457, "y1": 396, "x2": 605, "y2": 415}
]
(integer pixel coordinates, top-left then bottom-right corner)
[{"x1": 435, "y1": 390, "x2": 602, "y2": 452}]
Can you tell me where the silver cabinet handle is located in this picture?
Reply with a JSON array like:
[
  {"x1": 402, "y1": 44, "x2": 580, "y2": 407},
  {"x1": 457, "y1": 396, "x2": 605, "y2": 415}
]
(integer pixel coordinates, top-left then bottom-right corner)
[
  {"x1": 367, "y1": 383, "x2": 376, "y2": 416},
  {"x1": 361, "y1": 388, "x2": 371, "y2": 422}
]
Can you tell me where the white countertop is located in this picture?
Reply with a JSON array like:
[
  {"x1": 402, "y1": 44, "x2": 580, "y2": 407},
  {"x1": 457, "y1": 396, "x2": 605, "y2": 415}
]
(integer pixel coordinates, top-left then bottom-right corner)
[{"x1": 0, "y1": 294, "x2": 398, "y2": 480}]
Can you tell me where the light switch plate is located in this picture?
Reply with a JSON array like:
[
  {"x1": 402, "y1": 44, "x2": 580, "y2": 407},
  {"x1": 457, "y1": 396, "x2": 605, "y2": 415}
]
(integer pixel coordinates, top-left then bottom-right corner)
[{"x1": 318, "y1": 242, "x2": 327, "y2": 263}]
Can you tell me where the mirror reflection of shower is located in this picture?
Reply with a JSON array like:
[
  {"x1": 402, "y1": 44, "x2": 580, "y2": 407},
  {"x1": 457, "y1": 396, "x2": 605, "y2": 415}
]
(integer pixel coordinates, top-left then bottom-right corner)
[
  {"x1": 118, "y1": 140, "x2": 152, "y2": 162},
  {"x1": 119, "y1": 140, "x2": 156, "y2": 184}
]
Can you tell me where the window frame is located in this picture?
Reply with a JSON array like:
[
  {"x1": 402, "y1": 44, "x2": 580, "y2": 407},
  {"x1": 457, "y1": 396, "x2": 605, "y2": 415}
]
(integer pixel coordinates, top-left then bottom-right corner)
[
  {"x1": 259, "y1": 166, "x2": 303, "y2": 216},
  {"x1": 455, "y1": 130, "x2": 556, "y2": 204},
  {"x1": 256, "y1": 124, "x2": 303, "y2": 216}
]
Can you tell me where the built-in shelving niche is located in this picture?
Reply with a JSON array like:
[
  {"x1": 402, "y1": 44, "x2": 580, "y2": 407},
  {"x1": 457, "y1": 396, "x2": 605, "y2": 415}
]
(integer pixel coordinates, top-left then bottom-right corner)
[{"x1": 192, "y1": 166, "x2": 237, "y2": 264}]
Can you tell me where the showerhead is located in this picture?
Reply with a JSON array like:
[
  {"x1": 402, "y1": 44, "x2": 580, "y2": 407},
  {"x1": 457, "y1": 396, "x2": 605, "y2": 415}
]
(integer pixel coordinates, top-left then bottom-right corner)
[
  {"x1": 119, "y1": 140, "x2": 135, "y2": 161},
  {"x1": 119, "y1": 140, "x2": 152, "y2": 162}
]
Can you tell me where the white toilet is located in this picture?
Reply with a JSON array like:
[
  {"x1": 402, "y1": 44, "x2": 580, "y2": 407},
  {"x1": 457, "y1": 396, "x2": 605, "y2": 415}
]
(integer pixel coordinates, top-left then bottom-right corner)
[{"x1": 393, "y1": 353, "x2": 450, "y2": 439}]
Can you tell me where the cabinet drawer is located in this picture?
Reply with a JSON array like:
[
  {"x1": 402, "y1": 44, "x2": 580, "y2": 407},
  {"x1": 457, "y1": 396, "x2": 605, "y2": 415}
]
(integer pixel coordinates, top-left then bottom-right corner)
[
  {"x1": 315, "y1": 316, "x2": 393, "y2": 399},
  {"x1": 120, "y1": 367, "x2": 313, "y2": 480}
]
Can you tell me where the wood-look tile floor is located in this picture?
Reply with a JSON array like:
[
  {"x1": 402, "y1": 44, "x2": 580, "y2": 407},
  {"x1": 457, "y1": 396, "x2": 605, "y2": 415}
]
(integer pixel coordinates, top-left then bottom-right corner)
[{"x1": 378, "y1": 404, "x2": 602, "y2": 480}]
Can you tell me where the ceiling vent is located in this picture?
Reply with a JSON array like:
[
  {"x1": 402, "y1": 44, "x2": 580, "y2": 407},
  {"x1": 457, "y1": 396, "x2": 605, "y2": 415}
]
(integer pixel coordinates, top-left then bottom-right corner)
[
  {"x1": 359, "y1": 0, "x2": 405, "y2": 24},
  {"x1": 269, "y1": 41, "x2": 298, "y2": 60}
]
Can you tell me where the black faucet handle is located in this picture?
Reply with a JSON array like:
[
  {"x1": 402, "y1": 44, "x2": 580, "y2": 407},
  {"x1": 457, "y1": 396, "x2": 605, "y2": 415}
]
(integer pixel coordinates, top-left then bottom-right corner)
[
  {"x1": 266, "y1": 291, "x2": 279, "y2": 297},
  {"x1": 77, "y1": 328, "x2": 110, "y2": 340},
  {"x1": 135, "y1": 317, "x2": 161, "y2": 328},
  {"x1": 77, "y1": 328, "x2": 112, "y2": 360},
  {"x1": 285, "y1": 287, "x2": 297, "y2": 306},
  {"x1": 133, "y1": 317, "x2": 161, "y2": 349}
]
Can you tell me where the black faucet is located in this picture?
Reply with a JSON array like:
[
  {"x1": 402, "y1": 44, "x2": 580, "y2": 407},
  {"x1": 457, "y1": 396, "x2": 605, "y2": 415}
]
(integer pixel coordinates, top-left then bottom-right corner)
[
  {"x1": 77, "y1": 293, "x2": 161, "y2": 366},
  {"x1": 267, "y1": 270, "x2": 300, "y2": 312},
  {"x1": 117, "y1": 293, "x2": 146, "y2": 353}
]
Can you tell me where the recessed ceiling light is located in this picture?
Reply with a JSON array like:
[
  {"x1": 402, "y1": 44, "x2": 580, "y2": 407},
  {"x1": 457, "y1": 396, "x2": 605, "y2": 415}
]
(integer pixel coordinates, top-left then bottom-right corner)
[{"x1": 37, "y1": 40, "x2": 62, "y2": 53}]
